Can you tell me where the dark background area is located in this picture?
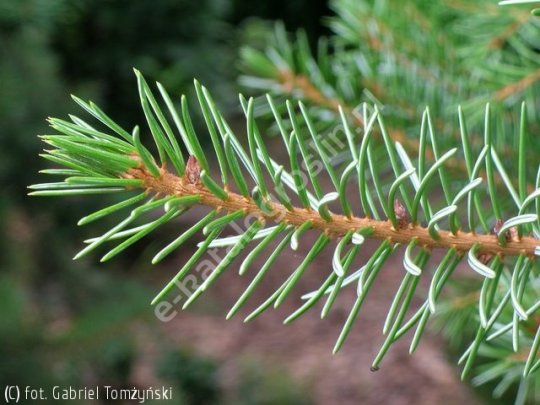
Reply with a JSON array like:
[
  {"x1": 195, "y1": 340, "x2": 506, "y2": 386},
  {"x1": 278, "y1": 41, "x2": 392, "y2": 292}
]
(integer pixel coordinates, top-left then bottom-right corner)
[{"x1": 0, "y1": 1, "x2": 481, "y2": 404}]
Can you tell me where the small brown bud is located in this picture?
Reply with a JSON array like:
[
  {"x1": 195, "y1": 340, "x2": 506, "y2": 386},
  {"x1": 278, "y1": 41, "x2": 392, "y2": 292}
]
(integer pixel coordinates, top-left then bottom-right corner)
[
  {"x1": 186, "y1": 155, "x2": 201, "y2": 185},
  {"x1": 492, "y1": 219, "x2": 504, "y2": 236},
  {"x1": 508, "y1": 226, "x2": 519, "y2": 242},
  {"x1": 478, "y1": 252, "x2": 493, "y2": 265},
  {"x1": 492, "y1": 218, "x2": 518, "y2": 242},
  {"x1": 478, "y1": 218, "x2": 510, "y2": 264},
  {"x1": 394, "y1": 198, "x2": 410, "y2": 229}
]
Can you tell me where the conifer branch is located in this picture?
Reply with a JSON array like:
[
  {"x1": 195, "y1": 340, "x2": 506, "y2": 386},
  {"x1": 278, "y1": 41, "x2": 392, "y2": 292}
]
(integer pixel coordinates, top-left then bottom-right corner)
[
  {"x1": 126, "y1": 159, "x2": 539, "y2": 258},
  {"x1": 29, "y1": 71, "x2": 540, "y2": 372},
  {"x1": 495, "y1": 68, "x2": 540, "y2": 101},
  {"x1": 28, "y1": 0, "x2": 540, "y2": 396}
]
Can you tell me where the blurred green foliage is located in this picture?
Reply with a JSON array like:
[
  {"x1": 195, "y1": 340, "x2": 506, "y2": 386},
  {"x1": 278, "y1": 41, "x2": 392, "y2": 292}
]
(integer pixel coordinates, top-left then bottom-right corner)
[
  {"x1": 158, "y1": 349, "x2": 220, "y2": 404},
  {"x1": 0, "y1": 0, "x2": 70, "y2": 199},
  {"x1": 230, "y1": 0, "x2": 330, "y2": 42},
  {"x1": 50, "y1": 0, "x2": 236, "y2": 127},
  {"x1": 233, "y1": 358, "x2": 314, "y2": 405},
  {"x1": 157, "y1": 350, "x2": 314, "y2": 405}
]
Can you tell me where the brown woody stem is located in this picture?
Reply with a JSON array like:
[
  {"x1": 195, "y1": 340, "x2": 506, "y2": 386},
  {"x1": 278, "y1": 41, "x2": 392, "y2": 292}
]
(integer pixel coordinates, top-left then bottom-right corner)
[{"x1": 124, "y1": 165, "x2": 539, "y2": 258}]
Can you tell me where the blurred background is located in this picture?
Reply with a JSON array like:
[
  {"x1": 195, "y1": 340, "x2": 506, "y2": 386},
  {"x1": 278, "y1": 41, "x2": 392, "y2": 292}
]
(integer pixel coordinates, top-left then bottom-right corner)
[{"x1": 0, "y1": 0, "x2": 485, "y2": 404}]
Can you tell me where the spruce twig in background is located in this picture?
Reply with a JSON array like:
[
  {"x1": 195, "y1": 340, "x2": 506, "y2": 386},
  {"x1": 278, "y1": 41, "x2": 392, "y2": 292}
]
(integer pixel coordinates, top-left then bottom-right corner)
[{"x1": 30, "y1": 1, "x2": 540, "y2": 403}]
